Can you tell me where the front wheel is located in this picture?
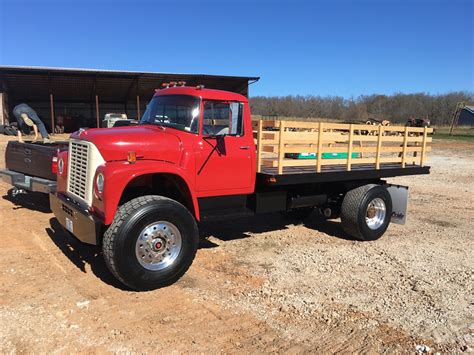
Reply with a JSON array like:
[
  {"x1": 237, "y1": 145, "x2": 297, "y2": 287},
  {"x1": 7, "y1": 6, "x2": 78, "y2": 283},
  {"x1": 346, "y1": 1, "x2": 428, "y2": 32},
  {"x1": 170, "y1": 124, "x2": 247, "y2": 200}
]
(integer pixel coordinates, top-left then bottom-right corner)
[
  {"x1": 340, "y1": 184, "x2": 392, "y2": 241},
  {"x1": 102, "y1": 195, "x2": 199, "y2": 291}
]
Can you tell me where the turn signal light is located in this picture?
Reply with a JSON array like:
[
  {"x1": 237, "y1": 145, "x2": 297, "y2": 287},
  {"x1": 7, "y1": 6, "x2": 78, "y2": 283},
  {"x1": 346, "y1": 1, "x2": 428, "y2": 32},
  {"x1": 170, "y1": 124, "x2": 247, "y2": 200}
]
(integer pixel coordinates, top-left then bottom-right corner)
[{"x1": 52, "y1": 157, "x2": 58, "y2": 174}]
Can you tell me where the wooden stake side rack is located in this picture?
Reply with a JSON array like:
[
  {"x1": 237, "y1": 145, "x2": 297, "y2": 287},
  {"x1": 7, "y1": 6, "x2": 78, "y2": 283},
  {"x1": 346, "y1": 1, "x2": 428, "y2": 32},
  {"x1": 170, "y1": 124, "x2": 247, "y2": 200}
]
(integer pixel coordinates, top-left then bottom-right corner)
[{"x1": 253, "y1": 120, "x2": 433, "y2": 175}]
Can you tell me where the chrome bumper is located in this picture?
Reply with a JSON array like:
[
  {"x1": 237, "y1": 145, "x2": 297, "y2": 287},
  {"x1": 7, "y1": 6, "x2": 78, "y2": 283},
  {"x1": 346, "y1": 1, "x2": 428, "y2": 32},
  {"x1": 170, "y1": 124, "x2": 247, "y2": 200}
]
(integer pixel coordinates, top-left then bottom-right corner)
[
  {"x1": 0, "y1": 169, "x2": 56, "y2": 193},
  {"x1": 49, "y1": 192, "x2": 101, "y2": 245}
]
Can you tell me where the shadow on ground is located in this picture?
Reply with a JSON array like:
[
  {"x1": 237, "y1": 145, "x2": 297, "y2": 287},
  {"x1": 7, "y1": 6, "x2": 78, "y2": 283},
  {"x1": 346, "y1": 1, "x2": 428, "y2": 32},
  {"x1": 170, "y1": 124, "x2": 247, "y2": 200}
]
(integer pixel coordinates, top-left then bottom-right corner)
[
  {"x1": 45, "y1": 218, "x2": 130, "y2": 291},
  {"x1": 3, "y1": 189, "x2": 51, "y2": 213},
  {"x1": 37, "y1": 204, "x2": 352, "y2": 289},
  {"x1": 198, "y1": 211, "x2": 352, "y2": 248}
]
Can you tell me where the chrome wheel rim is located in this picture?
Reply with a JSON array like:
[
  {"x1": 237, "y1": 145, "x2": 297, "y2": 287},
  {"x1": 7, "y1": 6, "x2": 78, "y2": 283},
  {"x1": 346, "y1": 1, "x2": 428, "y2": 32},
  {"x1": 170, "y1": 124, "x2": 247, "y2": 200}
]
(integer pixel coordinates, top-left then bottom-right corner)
[
  {"x1": 135, "y1": 221, "x2": 182, "y2": 271},
  {"x1": 365, "y1": 198, "x2": 386, "y2": 230}
]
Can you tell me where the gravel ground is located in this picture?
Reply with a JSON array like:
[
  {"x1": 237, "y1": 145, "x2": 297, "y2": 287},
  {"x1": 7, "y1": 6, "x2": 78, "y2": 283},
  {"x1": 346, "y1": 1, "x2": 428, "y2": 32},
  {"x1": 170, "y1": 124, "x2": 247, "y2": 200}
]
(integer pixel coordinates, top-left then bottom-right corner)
[{"x1": 0, "y1": 135, "x2": 472, "y2": 353}]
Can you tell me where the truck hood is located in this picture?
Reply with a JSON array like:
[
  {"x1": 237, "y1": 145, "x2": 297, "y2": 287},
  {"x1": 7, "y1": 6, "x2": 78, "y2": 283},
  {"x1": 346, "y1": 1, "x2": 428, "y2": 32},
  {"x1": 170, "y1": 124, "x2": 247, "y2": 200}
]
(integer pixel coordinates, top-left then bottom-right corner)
[{"x1": 72, "y1": 125, "x2": 182, "y2": 163}]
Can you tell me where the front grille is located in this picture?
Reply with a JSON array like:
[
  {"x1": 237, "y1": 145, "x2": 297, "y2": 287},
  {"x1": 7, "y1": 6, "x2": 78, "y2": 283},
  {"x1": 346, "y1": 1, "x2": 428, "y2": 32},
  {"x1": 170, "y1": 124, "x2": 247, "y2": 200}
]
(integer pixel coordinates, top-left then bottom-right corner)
[{"x1": 68, "y1": 141, "x2": 89, "y2": 200}]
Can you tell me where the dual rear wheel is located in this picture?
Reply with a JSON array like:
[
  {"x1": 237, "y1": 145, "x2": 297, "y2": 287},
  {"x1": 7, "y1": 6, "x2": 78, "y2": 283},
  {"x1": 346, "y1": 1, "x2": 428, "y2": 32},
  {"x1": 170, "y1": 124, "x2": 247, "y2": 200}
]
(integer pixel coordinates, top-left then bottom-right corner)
[{"x1": 341, "y1": 184, "x2": 393, "y2": 241}]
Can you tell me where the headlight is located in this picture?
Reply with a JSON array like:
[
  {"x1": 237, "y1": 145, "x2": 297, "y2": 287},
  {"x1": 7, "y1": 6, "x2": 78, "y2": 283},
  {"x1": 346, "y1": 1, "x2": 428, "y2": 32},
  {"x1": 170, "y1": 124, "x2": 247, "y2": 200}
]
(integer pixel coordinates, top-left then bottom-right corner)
[
  {"x1": 58, "y1": 158, "x2": 64, "y2": 175},
  {"x1": 96, "y1": 173, "x2": 105, "y2": 195}
]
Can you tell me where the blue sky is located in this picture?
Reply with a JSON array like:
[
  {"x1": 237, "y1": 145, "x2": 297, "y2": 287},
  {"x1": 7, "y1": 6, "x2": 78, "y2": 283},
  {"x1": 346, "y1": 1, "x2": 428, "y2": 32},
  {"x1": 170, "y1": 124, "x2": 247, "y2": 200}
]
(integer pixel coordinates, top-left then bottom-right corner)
[{"x1": 0, "y1": 0, "x2": 472, "y2": 97}]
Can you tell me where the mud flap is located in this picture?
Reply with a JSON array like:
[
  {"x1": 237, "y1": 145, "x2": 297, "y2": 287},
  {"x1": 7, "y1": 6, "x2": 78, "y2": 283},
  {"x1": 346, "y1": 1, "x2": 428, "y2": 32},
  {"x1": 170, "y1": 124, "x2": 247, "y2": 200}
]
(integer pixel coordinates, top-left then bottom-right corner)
[{"x1": 386, "y1": 184, "x2": 408, "y2": 225}]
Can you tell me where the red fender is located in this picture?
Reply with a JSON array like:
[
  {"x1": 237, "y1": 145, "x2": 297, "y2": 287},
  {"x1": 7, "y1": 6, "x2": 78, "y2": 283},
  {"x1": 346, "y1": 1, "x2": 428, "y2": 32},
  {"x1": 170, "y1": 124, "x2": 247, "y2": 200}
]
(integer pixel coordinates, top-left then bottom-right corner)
[{"x1": 92, "y1": 160, "x2": 199, "y2": 225}]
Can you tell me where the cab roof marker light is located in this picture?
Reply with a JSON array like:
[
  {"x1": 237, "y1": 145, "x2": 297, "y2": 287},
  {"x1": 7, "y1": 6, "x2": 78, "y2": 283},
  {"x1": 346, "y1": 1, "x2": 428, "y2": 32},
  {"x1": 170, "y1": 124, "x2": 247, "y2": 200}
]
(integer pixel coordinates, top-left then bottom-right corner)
[{"x1": 196, "y1": 84, "x2": 205, "y2": 90}]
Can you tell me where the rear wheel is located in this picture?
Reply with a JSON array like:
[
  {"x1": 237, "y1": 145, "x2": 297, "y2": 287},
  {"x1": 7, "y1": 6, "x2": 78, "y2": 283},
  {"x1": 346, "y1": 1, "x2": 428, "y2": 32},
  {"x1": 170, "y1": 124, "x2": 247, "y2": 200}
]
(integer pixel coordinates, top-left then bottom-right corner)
[
  {"x1": 102, "y1": 195, "x2": 198, "y2": 291},
  {"x1": 341, "y1": 184, "x2": 392, "y2": 241}
]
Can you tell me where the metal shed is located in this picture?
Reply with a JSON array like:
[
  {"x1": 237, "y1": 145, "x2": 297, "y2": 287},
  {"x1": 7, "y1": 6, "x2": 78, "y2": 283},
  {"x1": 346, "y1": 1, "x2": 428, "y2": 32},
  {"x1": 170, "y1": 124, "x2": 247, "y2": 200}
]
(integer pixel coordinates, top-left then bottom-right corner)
[{"x1": 0, "y1": 66, "x2": 259, "y2": 132}]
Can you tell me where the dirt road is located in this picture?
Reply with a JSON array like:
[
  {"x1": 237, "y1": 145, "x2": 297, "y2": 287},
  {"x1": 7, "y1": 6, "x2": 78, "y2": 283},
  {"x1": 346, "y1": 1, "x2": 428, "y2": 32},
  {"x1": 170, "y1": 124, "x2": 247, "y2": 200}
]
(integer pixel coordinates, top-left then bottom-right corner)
[{"x1": 0, "y1": 136, "x2": 472, "y2": 353}]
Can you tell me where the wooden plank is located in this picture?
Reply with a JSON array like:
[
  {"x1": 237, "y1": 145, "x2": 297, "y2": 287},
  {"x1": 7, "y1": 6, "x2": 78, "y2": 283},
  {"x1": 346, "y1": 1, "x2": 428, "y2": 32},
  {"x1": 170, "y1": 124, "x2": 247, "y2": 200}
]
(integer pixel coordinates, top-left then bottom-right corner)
[
  {"x1": 277, "y1": 121, "x2": 286, "y2": 174},
  {"x1": 375, "y1": 125, "x2": 383, "y2": 169},
  {"x1": 260, "y1": 130, "x2": 431, "y2": 144},
  {"x1": 256, "y1": 119, "x2": 263, "y2": 173},
  {"x1": 347, "y1": 124, "x2": 354, "y2": 171},
  {"x1": 317, "y1": 122, "x2": 324, "y2": 172},
  {"x1": 258, "y1": 120, "x2": 433, "y2": 134},
  {"x1": 262, "y1": 156, "x2": 410, "y2": 169},
  {"x1": 280, "y1": 145, "x2": 431, "y2": 155},
  {"x1": 382, "y1": 126, "x2": 434, "y2": 133},
  {"x1": 401, "y1": 126, "x2": 408, "y2": 168},
  {"x1": 420, "y1": 126, "x2": 428, "y2": 167}
]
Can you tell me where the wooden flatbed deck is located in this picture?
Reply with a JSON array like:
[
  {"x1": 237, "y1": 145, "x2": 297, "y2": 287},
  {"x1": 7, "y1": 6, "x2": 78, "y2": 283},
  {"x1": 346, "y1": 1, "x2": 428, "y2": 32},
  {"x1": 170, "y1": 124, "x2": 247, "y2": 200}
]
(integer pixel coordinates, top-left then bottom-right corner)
[{"x1": 253, "y1": 119, "x2": 433, "y2": 184}]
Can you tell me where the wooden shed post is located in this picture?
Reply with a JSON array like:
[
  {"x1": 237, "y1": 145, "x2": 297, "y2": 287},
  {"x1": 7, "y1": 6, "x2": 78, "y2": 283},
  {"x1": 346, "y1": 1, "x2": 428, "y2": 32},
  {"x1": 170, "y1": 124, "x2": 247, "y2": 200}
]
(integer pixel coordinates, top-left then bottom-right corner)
[
  {"x1": 49, "y1": 93, "x2": 55, "y2": 134},
  {"x1": 136, "y1": 77, "x2": 141, "y2": 119},
  {"x1": 48, "y1": 73, "x2": 55, "y2": 134},
  {"x1": 136, "y1": 95, "x2": 141, "y2": 119},
  {"x1": 95, "y1": 94, "x2": 100, "y2": 128}
]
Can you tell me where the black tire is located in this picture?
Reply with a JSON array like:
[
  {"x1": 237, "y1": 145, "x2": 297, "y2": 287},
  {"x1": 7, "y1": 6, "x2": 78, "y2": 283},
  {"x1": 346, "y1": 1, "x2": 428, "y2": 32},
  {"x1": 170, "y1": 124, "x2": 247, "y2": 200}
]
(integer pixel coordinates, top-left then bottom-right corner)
[
  {"x1": 0, "y1": 125, "x2": 5, "y2": 134},
  {"x1": 103, "y1": 195, "x2": 199, "y2": 291},
  {"x1": 340, "y1": 184, "x2": 392, "y2": 241},
  {"x1": 4, "y1": 126, "x2": 15, "y2": 136},
  {"x1": 8, "y1": 125, "x2": 18, "y2": 135}
]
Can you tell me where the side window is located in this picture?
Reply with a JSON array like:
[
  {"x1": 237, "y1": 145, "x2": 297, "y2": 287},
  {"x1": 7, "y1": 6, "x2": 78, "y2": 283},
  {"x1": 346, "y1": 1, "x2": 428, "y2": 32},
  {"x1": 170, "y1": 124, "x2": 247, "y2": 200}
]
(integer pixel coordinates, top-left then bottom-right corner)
[{"x1": 202, "y1": 101, "x2": 244, "y2": 136}]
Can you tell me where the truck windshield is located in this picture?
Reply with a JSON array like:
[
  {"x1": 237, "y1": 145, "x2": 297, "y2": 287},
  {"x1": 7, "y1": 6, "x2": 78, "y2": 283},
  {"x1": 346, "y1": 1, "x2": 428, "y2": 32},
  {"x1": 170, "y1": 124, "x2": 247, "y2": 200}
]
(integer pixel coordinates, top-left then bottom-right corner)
[{"x1": 140, "y1": 95, "x2": 200, "y2": 133}]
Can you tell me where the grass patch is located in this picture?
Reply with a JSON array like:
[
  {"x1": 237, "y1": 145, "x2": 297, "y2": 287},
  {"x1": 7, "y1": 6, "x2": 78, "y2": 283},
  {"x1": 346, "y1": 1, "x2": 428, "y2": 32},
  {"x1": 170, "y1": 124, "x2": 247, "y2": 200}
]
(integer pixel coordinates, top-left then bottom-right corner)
[{"x1": 434, "y1": 126, "x2": 474, "y2": 141}]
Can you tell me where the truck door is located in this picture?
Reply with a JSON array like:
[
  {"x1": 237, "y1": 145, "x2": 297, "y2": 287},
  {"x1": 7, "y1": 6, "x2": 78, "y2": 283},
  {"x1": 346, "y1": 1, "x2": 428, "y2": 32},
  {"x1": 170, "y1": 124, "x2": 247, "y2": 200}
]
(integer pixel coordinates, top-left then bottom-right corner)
[{"x1": 195, "y1": 100, "x2": 254, "y2": 194}]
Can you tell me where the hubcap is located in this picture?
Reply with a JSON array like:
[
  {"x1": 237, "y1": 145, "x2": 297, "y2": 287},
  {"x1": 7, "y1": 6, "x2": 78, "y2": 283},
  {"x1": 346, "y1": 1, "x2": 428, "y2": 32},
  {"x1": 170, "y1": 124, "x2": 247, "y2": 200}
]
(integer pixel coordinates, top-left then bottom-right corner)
[
  {"x1": 365, "y1": 198, "x2": 386, "y2": 230},
  {"x1": 135, "y1": 221, "x2": 182, "y2": 271}
]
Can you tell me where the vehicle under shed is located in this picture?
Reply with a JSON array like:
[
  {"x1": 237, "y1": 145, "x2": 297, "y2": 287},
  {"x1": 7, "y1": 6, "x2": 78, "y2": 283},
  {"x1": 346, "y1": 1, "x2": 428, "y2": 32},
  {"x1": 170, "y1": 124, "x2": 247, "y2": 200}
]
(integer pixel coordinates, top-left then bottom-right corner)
[{"x1": 0, "y1": 66, "x2": 259, "y2": 133}]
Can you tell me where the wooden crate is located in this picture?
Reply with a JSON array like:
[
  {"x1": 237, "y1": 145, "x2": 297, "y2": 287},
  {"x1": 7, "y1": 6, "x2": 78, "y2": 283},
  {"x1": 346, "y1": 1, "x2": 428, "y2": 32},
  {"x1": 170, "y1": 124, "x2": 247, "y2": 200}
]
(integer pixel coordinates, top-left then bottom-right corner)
[{"x1": 253, "y1": 120, "x2": 433, "y2": 174}]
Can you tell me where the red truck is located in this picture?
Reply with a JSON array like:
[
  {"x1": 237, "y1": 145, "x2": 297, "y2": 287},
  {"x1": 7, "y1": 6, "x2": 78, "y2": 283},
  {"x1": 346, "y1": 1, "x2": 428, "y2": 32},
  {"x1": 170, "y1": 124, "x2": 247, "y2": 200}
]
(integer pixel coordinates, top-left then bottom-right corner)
[{"x1": 49, "y1": 85, "x2": 432, "y2": 290}]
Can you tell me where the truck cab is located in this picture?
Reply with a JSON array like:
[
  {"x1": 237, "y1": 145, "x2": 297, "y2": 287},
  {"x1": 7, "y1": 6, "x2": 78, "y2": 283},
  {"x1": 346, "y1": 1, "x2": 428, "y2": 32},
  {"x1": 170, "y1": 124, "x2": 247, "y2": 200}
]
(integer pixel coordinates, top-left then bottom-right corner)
[{"x1": 51, "y1": 86, "x2": 260, "y2": 290}]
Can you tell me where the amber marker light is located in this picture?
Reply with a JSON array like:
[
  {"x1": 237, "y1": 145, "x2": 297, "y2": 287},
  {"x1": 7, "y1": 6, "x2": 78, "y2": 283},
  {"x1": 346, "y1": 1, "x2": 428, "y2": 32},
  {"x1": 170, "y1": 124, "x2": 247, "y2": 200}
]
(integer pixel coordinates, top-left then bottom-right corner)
[{"x1": 127, "y1": 151, "x2": 137, "y2": 163}]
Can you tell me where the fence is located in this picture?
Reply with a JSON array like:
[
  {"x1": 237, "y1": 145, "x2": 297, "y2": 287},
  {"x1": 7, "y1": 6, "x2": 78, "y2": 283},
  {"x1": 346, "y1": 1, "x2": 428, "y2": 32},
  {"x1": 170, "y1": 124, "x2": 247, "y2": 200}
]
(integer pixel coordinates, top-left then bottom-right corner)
[{"x1": 253, "y1": 120, "x2": 433, "y2": 174}]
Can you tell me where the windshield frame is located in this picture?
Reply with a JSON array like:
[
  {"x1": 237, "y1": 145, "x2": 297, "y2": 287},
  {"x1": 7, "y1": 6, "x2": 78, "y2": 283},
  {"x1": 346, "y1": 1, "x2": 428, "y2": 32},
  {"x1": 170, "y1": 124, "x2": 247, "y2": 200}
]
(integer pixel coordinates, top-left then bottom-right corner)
[{"x1": 140, "y1": 94, "x2": 201, "y2": 134}]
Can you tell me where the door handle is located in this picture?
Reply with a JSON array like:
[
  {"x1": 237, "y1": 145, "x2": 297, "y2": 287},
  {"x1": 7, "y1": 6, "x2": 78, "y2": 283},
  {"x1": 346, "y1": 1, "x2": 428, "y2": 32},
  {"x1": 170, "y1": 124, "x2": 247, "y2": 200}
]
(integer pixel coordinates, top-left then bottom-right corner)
[{"x1": 240, "y1": 146, "x2": 250, "y2": 150}]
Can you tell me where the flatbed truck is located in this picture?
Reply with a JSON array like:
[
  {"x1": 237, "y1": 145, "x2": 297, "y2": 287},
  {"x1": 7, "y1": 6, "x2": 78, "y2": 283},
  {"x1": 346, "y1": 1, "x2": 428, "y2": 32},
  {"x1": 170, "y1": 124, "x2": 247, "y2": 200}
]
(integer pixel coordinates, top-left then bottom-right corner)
[{"x1": 46, "y1": 85, "x2": 433, "y2": 290}]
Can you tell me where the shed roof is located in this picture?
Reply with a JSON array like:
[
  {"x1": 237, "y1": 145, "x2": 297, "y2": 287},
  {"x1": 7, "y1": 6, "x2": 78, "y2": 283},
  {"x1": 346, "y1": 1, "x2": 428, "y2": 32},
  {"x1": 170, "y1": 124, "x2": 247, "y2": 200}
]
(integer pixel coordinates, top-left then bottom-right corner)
[{"x1": 0, "y1": 66, "x2": 259, "y2": 103}]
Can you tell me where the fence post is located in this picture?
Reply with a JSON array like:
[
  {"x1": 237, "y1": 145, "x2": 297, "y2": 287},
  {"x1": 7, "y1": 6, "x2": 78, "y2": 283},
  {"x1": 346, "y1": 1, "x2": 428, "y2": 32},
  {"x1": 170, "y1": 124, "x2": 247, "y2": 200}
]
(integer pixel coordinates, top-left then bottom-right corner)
[
  {"x1": 375, "y1": 125, "x2": 383, "y2": 169},
  {"x1": 420, "y1": 126, "x2": 428, "y2": 166},
  {"x1": 277, "y1": 121, "x2": 285, "y2": 174},
  {"x1": 316, "y1": 122, "x2": 324, "y2": 173},
  {"x1": 347, "y1": 124, "x2": 354, "y2": 171},
  {"x1": 256, "y1": 120, "x2": 263, "y2": 173},
  {"x1": 402, "y1": 126, "x2": 408, "y2": 167}
]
